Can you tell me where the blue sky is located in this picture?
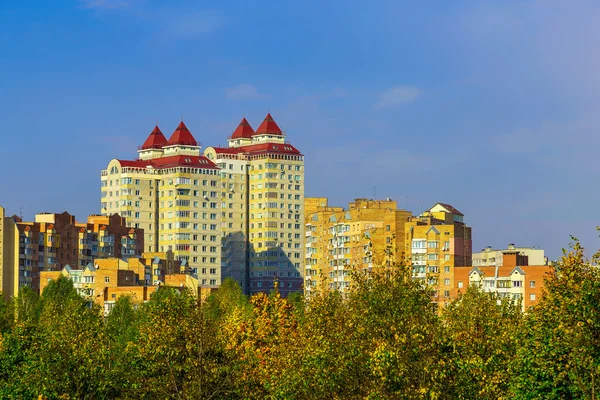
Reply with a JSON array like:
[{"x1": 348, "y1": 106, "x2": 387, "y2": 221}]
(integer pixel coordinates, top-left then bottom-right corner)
[{"x1": 1, "y1": 0, "x2": 599, "y2": 259}]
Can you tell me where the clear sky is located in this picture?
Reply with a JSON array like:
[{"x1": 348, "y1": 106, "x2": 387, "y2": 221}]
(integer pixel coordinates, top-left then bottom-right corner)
[{"x1": 1, "y1": 0, "x2": 599, "y2": 260}]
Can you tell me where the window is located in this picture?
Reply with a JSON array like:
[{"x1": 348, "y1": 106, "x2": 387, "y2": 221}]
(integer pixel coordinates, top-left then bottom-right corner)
[
  {"x1": 444, "y1": 254, "x2": 451, "y2": 261},
  {"x1": 444, "y1": 266, "x2": 450, "y2": 273},
  {"x1": 412, "y1": 240, "x2": 426, "y2": 248},
  {"x1": 513, "y1": 281, "x2": 522, "y2": 287},
  {"x1": 444, "y1": 278, "x2": 450, "y2": 286},
  {"x1": 530, "y1": 280, "x2": 536, "y2": 288},
  {"x1": 105, "y1": 276, "x2": 110, "y2": 283},
  {"x1": 457, "y1": 281, "x2": 463, "y2": 289},
  {"x1": 427, "y1": 241, "x2": 439, "y2": 248},
  {"x1": 427, "y1": 254, "x2": 438, "y2": 261},
  {"x1": 530, "y1": 294, "x2": 536, "y2": 301}
]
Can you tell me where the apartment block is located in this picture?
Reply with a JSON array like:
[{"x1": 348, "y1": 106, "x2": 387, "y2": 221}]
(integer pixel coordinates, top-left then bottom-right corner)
[
  {"x1": 304, "y1": 198, "x2": 411, "y2": 294},
  {"x1": 455, "y1": 251, "x2": 552, "y2": 311},
  {"x1": 473, "y1": 243, "x2": 547, "y2": 267},
  {"x1": 0, "y1": 207, "x2": 142, "y2": 299},
  {"x1": 102, "y1": 114, "x2": 305, "y2": 297},
  {"x1": 204, "y1": 114, "x2": 305, "y2": 297},
  {"x1": 40, "y1": 250, "x2": 183, "y2": 314},
  {"x1": 101, "y1": 122, "x2": 223, "y2": 288},
  {"x1": 406, "y1": 203, "x2": 472, "y2": 306}
]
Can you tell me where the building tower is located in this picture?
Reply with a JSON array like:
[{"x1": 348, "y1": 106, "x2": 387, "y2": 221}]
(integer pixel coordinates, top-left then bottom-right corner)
[
  {"x1": 204, "y1": 113, "x2": 305, "y2": 296},
  {"x1": 101, "y1": 122, "x2": 223, "y2": 287}
]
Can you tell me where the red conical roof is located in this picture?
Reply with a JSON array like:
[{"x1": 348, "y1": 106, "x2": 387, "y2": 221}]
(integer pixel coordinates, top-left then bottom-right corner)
[
  {"x1": 141, "y1": 125, "x2": 168, "y2": 150},
  {"x1": 231, "y1": 117, "x2": 255, "y2": 139},
  {"x1": 167, "y1": 121, "x2": 198, "y2": 146},
  {"x1": 255, "y1": 113, "x2": 283, "y2": 135}
]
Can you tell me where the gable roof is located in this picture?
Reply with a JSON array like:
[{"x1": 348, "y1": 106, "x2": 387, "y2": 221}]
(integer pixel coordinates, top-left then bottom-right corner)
[
  {"x1": 230, "y1": 117, "x2": 255, "y2": 139},
  {"x1": 511, "y1": 266, "x2": 526, "y2": 275},
  {"x1": 430, "y1": 202, "x2": 464, "y2": 216},
  {"x1": 255, "y1": 113, "x2": 283, "y2": 135},
  {"x1": 426, "y1": 226, "x2": 440, "y2": 235},
  {"x1": 141, "y1": 125, "x2": 168, "y2": 150},
  {"x1": 166, "y1": 121, "x2": 198, "y2": 147}
]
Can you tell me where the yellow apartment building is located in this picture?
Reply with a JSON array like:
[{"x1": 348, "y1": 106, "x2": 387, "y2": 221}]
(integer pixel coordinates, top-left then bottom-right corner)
[
  {"x1": 102, "y1": 114, "x2": 305, "y2": 296},
  {"x1": 101, "y1": 122, "x2": 223, "y2": 288},
  {"x1": 304, "y1": 198, "x2": 411, "y2": 295},
  {"x1": 40, "y1": 250, "x2": 184, "y2": 314},
  {"x1": 0, "y1": 207, "x2": 142, "y2": 300},
  {"x1": 204, "y1": 114, "x2": 305, "y2": 297},
  {"x1": 406, "y1": 203, "x2": 472, "y2": 307}
]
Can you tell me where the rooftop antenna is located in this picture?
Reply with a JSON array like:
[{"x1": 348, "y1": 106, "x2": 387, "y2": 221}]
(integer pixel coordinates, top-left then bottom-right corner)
[
  {"x1": 19, "y1": 207, "x2": 23, "y2": 220},
  {"x1": 374, "y1": 185, "x2": 376, "y2": 200}
]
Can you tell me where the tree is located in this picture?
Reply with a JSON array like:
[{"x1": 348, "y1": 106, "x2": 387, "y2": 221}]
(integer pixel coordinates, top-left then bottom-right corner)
[
  {"x1": 347, "y1": 263, "x2": 444, "y2": 398},
  {"x1": 204, "y1": 277, "x2": 251, "y2": 322},
  {"x1": 441, "y1": 284, "x2": 522, "y2": 399},
  {"x1": 131, "y1": 287, "x2": 235, "y2": 399},
  {"x1": 511, "y1": 238, "x2": 600, "y2": 399}
]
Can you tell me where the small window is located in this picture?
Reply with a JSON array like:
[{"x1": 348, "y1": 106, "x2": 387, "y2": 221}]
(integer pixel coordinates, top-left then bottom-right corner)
[
  {"x1": 458, "y1": 281, "x2": 463, "y2": 289},
  {"x1": 105, "y1": 276, "x2": 110, "y2": 283},
  {"x1": 530, "y1": 294, "x2": 536, "y2": 301},
  {"x1": 530, "y1": 280, "x2": 536, "y2": 288}
]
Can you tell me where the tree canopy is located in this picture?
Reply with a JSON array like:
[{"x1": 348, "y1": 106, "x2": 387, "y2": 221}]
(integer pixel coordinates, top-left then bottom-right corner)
[{"x1": 0, "y1": 240, "x2": 599, "y2": 399}]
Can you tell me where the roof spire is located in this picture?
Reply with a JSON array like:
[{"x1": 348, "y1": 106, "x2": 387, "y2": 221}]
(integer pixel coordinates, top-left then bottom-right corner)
[
  {"x1": 141, "y1": 125, "x2": 168, "y2": 150},
  {"x1": 166, "y1": 121, "x2": 198, "y2": 146},
  {"x1": 231, "y1": 117, "x2": 255, "y2": 139},
  {"x1": 255, "y1": 112, "x2": 282, "y2": 136}
]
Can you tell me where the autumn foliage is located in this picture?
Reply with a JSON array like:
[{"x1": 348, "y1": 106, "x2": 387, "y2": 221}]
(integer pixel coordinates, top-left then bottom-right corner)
[{"x1": 1, "y1": 239, "x2": 600, "y2": 399}]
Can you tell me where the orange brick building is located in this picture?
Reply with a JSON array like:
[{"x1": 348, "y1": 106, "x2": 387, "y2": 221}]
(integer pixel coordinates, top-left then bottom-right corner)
[
  {"x1": 1, "y1": 210, "x2": 142, "y2": 299},
  {"x1": 454, "y1": 251, "x2": 553, "y2": 311},
  {"x1": 40, "y1": 250, "x2": 192, "y2": 314}
]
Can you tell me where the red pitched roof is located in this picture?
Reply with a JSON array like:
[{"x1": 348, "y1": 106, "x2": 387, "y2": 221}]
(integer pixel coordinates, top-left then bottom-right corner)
[
  {"x1": 255, "y1": 113, "x2": 283, "y2": 135},
  {"x1": 213, "y1": 147, "x2": 244, "y2": 155},
  {"x1": 212, "y1": 143, "x2": 302, "y2": 156},
  {"x1": 166, "y1": 122, "x2": 198, "y2": 146},
  {"x1": 230, "y1": 117, "x2": 255, "y2": 139},
  {"x1": 118, "y1": 155, "x2": 218, "y2": 170},
  {"x1": 141, "y1": 125, "x2": 168, "y2": 150}
]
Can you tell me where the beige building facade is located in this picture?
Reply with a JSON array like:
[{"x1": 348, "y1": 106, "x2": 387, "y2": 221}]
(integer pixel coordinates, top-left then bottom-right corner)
[
  {"x1": 304, "y1": 198, "x2": 411, "y2": 295},
  {"x1": 473, "y1": 243, "x2": 547, "y2": 267},
  {"x1": 204, "y1": 114, "x2": 305, "y2": 296},
  {"x1": 0, "y1": 207, "x2": 142, "y2": 299},
  {"x1": 102, "y1": 114, "x2": 305, "y2": 296}
]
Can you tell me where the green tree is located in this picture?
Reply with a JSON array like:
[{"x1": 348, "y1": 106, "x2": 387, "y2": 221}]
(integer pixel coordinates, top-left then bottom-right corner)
[
  {"x1": 131, "y1": 287, "x2": 235, "y2": 399},
  {"x1": 348, "y1": 263, "x2": 444, "y2": 399},
  {"x1": 26, "y1": 276, "x2": 110, "y2": 399},
  {"x1": 441, "y1": 284, "x2": 522, "y2": 399},
  {"x1": 511, "y1": 239, "x2": 600, "y2": 399},
  {"x1": 204, "y1": 277, "x2": 251, "y2": 322}
]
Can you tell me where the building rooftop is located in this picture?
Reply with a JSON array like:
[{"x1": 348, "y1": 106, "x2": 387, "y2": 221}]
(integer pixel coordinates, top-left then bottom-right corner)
[
  {"x1": 141, "y1": 125, "x2": 168, "y2": 150},
  {"x1": 255, "y1": 113, "x2": 283, "y2": 135},
  {"x1": 166, "y1": 121, "x2": 198, "y2": 147}
]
